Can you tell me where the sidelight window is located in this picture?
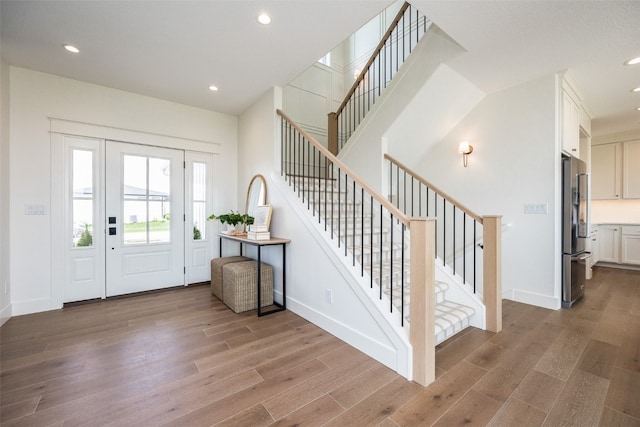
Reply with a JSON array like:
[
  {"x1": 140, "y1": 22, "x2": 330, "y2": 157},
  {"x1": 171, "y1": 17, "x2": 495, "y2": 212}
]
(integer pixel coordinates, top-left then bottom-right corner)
[
  {"x1": 72, "y1": 149, "x2": 94, "y2": 247},
  {"x1": 192, "y1": 162, "x2": 207, "y2": 240}
]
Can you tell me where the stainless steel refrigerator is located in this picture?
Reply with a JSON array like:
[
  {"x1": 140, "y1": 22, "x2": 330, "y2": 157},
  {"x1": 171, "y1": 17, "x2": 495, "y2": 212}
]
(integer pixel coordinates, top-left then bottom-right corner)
[{"x1": 562, "y1": 156, "x2": 591, "y2": 308}]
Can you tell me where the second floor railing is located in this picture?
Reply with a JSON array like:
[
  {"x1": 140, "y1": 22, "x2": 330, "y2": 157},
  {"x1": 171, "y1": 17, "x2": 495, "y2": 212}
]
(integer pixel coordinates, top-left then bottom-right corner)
[
  {"x1": 385, "y1": 153, "x2": 502, "y2": 333},
  {"x1": 328, "y1": 2, "x2": 430, "y2": 154}
]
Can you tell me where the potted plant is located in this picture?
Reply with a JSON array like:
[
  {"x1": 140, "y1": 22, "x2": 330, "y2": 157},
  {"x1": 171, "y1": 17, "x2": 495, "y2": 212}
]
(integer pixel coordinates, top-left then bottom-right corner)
[{"x1": 207, "y1": 211, "x2": 254, "y2": 234}]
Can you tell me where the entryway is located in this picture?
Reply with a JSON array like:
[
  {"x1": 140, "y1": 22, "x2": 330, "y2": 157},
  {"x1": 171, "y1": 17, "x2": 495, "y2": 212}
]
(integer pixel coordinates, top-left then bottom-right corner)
[{"x1": 57, "y1": 134, "x2": 215, "y2": 303}]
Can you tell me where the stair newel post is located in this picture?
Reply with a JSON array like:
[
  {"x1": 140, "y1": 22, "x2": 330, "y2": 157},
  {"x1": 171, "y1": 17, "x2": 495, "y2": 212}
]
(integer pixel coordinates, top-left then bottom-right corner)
[
  {"x1": 327, "y1": 112, "x2": 338, "y2": 156},
  {"x1": 482, "y1": 215, "x2": 502, "y2": 333},
  {"x1": 409, "y1": 217, "x2": 436, "y2": 386}
]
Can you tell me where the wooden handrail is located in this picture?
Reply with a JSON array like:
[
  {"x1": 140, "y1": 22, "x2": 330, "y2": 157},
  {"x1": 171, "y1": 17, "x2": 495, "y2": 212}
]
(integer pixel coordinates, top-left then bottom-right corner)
[
  {"x1": 384, "y1": 153, "x2": 484, "y2": 223},
  {"x1": 278, "y1": 109, "x2": 411, "y2": 227},
  {"x1": 335, "y1": 2, "x2": 411, "y2": 117}
]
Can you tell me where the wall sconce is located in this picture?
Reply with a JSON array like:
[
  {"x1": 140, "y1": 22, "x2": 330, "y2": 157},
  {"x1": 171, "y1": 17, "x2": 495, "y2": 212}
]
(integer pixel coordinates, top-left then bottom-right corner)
[{"x1": 458, "y1": 141, "x2": 473, "y2": 167}]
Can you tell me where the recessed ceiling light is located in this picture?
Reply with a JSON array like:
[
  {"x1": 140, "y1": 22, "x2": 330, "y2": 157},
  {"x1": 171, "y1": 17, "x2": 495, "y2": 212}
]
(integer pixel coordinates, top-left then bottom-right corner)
[
  {"x1": 63, "y1": 44, "x2": 80, "y2": 53},
  {"x1": 625, "y1": 56, "x2": 640, "y2": 66},
  {"x1": 257, "y1": 13, "x2": 271, "y2": 25},
  {"x1": 633, "y1": 87, "x2": 640, "y2": 92},
  {"x1": 208, "y1": 85, "x2": 218, "y2": 92}
]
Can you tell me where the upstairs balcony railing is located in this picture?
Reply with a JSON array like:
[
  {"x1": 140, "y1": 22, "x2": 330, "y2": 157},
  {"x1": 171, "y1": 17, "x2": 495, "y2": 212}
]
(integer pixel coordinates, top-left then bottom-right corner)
[
  {"x1": 278, "y1": 109, "x2": 437, "y2": 386},
  {"x1": 328, "y1": 2, "x2": 430, "y2": 155},
  {"x1": 385, "y1": 153, "x2": 502, "y2": 333}
]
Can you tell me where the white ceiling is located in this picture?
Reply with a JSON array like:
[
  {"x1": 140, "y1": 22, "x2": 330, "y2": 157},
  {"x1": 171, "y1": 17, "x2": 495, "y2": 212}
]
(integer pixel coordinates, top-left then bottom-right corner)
[{"x1": 2, "y1": 0, "x2": 639, "y2": 137}]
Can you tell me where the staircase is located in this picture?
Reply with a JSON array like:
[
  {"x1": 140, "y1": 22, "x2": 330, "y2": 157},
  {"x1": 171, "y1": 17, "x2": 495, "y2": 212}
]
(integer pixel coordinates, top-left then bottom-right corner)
[
  {"x1": 273, "y1": 1, "x2": 501, "y2": 386},
  {"x1": 287, "y1": 174, "x2": 477, "y2": 345}
]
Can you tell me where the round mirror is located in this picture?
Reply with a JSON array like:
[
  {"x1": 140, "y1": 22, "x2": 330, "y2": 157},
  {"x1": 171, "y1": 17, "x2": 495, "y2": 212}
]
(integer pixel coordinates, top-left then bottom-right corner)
[{"x1": 245, "y1": 174, "x2": 267, "y2": 217}]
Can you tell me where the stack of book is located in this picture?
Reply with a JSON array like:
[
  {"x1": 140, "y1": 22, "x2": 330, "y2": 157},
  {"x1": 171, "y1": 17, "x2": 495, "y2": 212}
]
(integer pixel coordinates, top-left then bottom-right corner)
[{"x1": 247, "y1": 225, "x2": 270, "y2": 240}]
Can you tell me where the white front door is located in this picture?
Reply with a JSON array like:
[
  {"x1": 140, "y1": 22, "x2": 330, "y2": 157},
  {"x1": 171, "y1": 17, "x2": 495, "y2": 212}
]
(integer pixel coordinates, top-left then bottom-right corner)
[{"x1": 105, "y1": 141, "x2": 185, "y2": 296}]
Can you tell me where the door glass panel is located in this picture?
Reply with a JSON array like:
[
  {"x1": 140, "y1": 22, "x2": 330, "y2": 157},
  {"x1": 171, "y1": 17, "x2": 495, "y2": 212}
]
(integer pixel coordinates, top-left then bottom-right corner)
[
  {"x1": 149, "y1": 158, "x2": 171, "y2": 243},
  {"x1": 123, "y1": 200, "x2": 148, "y2": 244},
  {"x1": 72, "y1": 149, "x2": 93, "y2": 247},
  {"x1": 122, "y1": 155, "x2": 171, "y2": 245},
  {"x1": 192, "y1": 162, "x2": 206, "y2": 240},
  {"x1": 149, "y1": 201, "x2": 170, "y2": 243}
]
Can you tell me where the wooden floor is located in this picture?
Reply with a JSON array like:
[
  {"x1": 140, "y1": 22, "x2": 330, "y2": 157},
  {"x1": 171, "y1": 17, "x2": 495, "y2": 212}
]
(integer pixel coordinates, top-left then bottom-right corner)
[{"x1": 1, "y1": 266, "x2": 639, "y2": 426}]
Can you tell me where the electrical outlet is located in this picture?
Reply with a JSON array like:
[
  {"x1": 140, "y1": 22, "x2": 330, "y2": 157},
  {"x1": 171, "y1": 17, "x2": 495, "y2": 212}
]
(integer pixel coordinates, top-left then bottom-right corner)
[
  {"x1": 325, "y1": 289, "x2": 333, "y2": 304},
  {"x1": 4, "y1": 282, "x2": 8, "y2": 295}
]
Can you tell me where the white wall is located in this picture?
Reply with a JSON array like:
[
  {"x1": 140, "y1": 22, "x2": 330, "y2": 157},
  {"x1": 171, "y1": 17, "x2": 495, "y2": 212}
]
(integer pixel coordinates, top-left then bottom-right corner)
[
  {"x1": 404, "y1": 74, "x2": 561, "y2": 308},
  {"x1": 283, "y1": 64, "x2": 334, "y2": 147},
  {"x1": 9, "y1": 67, "x2": 238, "y2": 315},
  {"x1": 385, "y1": 63, "x2": 485, "y2": 177},
  {"x1": 0, "y1": 60, "x2": 11, "y2": 325},
  {"x1": 238, "y1": 88, "x2": 280, "y2": 196}
]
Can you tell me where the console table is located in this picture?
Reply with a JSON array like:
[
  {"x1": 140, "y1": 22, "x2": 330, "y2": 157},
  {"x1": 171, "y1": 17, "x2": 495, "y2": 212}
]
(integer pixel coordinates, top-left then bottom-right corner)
[{"x1": 218, "y1": 233, "x2": 290, "y2": 316}]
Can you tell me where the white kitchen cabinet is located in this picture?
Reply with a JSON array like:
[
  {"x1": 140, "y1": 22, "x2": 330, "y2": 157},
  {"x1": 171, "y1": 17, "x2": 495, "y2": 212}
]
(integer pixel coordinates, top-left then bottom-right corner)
[
  {"x1": 589, "y1": 225, "x2": 599, "y2": 265},
  {"x1": 621, "y1": 226, "x2": 640, "y2": 265},
  {"x1": 561, "y1": 91, "x2": 580, "y2": 157},
  {"x1": 591, "y1": 143, "x2": 622, "y2": 200},
  {"x1": 598, "y1": 225, "x2": 620, "y2": 263},
  {"x1": 623, "y1": 140, "x2": 640, "y2": 199}
]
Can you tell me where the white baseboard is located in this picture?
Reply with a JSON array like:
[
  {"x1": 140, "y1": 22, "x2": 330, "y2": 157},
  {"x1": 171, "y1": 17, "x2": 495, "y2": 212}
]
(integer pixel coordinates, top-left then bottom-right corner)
[
  {"x1": 594, "y1": 262, "x2": 640, "y2": 271},
  {"x1": 11, "y1": 297, "x2": 60, "y2": 316},
  {"x1": 509, "y1": 289, "x2": 560, "y2": 310},
  {"x1": 0, "y1": 303, "x2": 11, "y2": 326}
]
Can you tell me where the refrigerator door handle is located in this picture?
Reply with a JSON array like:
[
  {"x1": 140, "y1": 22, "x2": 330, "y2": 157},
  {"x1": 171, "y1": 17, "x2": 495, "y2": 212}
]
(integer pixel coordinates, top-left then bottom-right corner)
[
  {"x1": 576, "y1": 252, "x2": 592, "y2": 262},
  {"x1": 577, "y1": 173, "x2": 591, "y2": 239},
  {"x1": 585, "y1": 173, "x2": 591, "y2": 237}
]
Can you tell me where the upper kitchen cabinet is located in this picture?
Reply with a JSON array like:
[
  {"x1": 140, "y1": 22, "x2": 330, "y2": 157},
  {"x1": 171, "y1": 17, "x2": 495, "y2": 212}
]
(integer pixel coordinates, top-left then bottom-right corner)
[
  {"x1": 560, "y1": 73, "x2": 591, "y2": 159},
  {"x1": 592, "y1": 142, "x2": 622, "y2": 200},
  {"x1": 592, "y1": 138, "x2": 640, "y2": 200},
  {"x1": 561, "y1": 91, "x2": 580, "y2": 157},
  {"x1": 622, "y1": 140, "x2": 640, "y2": 198}
]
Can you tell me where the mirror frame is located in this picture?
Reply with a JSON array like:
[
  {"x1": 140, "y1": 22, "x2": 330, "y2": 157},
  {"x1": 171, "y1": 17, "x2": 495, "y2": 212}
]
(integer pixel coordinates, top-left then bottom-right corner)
[{"x1": 245, "y1": 174, "x2": 267, "y2": 216}]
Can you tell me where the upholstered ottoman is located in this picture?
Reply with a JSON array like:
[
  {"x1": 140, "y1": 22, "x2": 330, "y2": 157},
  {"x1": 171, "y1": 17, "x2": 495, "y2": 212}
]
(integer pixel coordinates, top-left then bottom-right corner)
[
  {"x1": 222, "y1": 260, "x2": 273, "y2": 313},
  {"x1": 210, "y1": 256, "x2": 251, "y2": 300}
]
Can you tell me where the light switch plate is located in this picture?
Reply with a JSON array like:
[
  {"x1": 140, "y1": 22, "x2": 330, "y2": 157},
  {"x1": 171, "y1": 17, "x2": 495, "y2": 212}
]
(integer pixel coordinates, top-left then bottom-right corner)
[
  {"x1": 524, "y1": 203, "x2": 548, "y2": 214},
  {"x1": 25, "y1": 204, "x2": 46, "y2": 215}
]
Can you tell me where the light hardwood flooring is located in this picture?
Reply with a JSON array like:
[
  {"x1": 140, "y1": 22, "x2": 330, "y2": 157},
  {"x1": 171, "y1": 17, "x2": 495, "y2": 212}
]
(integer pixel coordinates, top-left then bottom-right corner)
[{"x1": 1, "y1": 266, "x2": 639, "y2": 426}]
